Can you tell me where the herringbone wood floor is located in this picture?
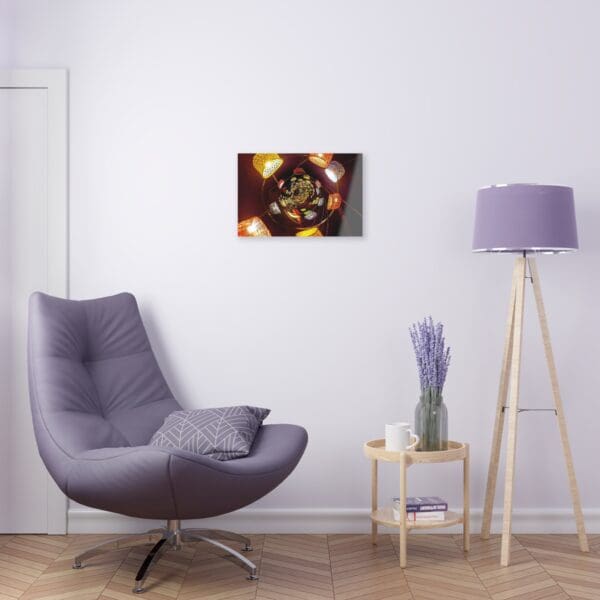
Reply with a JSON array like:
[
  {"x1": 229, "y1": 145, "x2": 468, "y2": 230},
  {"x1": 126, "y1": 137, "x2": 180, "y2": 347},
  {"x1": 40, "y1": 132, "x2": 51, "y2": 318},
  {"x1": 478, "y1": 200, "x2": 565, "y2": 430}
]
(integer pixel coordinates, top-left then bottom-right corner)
[{"x1": 0, "y1": 533, "x2": 598, "y2": 600}]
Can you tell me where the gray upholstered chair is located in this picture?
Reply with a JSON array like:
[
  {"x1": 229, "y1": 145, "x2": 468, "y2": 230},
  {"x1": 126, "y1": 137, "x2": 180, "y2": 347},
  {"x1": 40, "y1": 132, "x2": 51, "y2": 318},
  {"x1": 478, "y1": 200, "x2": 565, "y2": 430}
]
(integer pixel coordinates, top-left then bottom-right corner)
[{"x1": 28, "y1": 292, "x2": 308, "y2": 593}]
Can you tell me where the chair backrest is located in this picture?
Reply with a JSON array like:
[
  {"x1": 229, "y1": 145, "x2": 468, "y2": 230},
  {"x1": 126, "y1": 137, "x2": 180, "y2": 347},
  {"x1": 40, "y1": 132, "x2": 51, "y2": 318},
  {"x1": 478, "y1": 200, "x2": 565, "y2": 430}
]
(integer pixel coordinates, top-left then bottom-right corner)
[{"x1": 28, "y1": 292, "x2": 181, "y2": 490}]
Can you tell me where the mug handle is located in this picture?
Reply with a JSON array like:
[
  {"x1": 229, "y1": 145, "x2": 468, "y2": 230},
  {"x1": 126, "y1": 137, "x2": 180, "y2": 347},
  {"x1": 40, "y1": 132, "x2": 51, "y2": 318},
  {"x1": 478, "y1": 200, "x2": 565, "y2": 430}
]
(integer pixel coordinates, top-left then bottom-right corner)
[{"x1": 407, "y1": 432, "x2": 420, "y2": 450}]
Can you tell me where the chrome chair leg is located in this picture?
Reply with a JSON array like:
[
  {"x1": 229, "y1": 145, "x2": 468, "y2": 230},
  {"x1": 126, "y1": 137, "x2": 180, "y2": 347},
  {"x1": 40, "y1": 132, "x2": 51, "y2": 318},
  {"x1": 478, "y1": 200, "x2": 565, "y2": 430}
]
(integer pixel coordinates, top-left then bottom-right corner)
[
  {"x1": 182, "y1": 533, "x2": 258, "y2": 580},
  {"x1": 70, "y1": 522, "x2": 258, "y2": 590},
  {"x1": 166, "y1": 519, "x2": 183, "y2": 551},
  {"x1": 133, "y1": 536, "x2": 171, "y2": 594},
  {"x1": 183, "y1": 528, "x2": 253, "y2": 551},
  {"x1": 72, "y1": 530, "x2": 165, "y2": 569}
]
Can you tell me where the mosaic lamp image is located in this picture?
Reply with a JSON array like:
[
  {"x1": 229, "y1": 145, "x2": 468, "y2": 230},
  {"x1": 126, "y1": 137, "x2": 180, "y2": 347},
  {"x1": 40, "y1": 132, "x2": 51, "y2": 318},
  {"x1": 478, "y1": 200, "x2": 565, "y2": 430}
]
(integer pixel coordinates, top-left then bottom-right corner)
[{"x1": 238, "y1": 153, "x2": 363, "y2": 237}]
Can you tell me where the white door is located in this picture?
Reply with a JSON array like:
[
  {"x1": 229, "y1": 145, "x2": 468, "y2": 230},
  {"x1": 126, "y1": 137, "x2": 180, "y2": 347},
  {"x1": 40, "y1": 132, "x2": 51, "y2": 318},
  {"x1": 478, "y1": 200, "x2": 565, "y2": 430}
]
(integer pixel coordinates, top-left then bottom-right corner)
[{"x1": 0, "y1": 70, "x2": 68, "y2": 534}]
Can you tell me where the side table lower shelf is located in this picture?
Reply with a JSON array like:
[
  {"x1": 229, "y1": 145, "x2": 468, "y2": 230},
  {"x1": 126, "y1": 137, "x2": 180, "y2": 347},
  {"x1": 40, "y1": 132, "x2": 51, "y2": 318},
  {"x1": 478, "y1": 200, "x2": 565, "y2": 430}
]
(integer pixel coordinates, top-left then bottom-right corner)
[{"x1": 372, "y1": 507, "x2": 464, "y2": 530}]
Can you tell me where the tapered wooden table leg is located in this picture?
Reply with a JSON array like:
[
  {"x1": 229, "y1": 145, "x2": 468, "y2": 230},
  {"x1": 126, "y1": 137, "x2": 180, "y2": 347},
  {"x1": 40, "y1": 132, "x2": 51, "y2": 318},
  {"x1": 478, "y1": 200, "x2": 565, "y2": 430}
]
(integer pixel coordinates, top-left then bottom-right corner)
[
  {"x1": 501, "y1": 257, "x2": 526, "y2": 566},
  {"x1": 399, "y1": 453, "x2": 407, "y2": 568},
  {"x1": 463, "y1": 443, "x2": 470, "y2": 552},
  {"x1": 481, "y1": 263, "x2": 517, "y2": 540},
  {"x1": 371, "y1": 459, "x2": 378, "y2": 545}
]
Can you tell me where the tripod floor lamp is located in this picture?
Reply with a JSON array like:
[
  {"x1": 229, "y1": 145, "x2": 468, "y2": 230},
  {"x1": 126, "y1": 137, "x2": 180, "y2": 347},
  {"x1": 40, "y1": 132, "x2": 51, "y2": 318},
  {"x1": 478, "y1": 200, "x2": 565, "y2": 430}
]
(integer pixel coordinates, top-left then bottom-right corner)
[{"x1": 473, "y1": 183, "x2": 589, "y2": 566}]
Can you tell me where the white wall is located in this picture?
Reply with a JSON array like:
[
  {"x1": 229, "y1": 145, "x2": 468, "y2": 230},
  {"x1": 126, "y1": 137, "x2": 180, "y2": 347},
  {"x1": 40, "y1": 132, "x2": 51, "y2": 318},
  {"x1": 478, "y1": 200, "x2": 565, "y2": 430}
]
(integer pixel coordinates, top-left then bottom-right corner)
[
  {"x1": 7, "y1": 0, "x2": 600, "y2": 532},
  {"x1": 0, "y1": 0, "x2": 13, "y2": 518},
  {"x1": 0, "y1": 61, "x2": 10, "y2": 532}
]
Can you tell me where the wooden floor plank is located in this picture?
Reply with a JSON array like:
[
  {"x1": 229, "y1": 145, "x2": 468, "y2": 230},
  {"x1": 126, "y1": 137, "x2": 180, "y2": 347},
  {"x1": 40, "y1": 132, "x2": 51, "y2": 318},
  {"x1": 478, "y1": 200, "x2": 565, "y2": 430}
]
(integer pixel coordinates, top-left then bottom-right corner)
[
  {"x1": 517, "y1": 534, "x2": 600, "y2": 600},
  {"x1": 179, "y1": 534, "x2": 261, "y2": 600},
  {"x1": 256, "y1": 535, "x2": 333, "y2": 600},
  {"x1": 329, "y1": 534, "x2": 412, "y2": 600},
  {"x1": 390, "y1": 534, "x2": 491, "y2": 600},
  {"x1": 0, "y1": 533, "x2": 597, "y2": 599},
  {"x1": 457, "y1": 534, "x2": 569, "y2": 600}
]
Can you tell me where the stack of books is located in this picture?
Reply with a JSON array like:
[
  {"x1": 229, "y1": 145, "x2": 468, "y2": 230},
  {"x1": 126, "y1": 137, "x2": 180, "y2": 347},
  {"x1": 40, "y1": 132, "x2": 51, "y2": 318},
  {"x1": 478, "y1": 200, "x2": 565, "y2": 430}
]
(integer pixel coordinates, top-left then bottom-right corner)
[{"x1": 392, "y1": 496, "x2": 448, "y2": 523}]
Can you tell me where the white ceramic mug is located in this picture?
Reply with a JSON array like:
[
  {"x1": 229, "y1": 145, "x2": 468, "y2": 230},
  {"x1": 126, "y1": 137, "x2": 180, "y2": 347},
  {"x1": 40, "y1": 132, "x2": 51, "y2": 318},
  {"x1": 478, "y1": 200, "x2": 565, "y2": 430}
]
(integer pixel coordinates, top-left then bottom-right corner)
[{"x1": 385, "y1": 422, "x2": 419, "y2": 452}]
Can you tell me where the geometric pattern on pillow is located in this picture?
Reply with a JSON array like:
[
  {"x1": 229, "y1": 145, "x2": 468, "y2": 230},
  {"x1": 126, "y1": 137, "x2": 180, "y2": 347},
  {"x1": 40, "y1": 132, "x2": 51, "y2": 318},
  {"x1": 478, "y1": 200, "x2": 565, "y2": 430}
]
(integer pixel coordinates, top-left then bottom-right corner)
[{"x1": 149, "y1": 405, "x2": 270, "y2": 461}]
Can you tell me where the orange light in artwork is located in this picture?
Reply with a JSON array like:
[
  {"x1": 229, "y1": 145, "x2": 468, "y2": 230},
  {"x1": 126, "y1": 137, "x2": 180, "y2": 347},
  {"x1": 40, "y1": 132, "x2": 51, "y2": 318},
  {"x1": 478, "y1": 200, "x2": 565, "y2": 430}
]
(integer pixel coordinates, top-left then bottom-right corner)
[
  {"x1": 308, "y1": 153, "x2": 333, "y2": 168},
  {"x1": 252, "y1": 153, "x2": 283, "y2": 178},
  {"x1": 238, "y1": 217, "x2": 271, "y2": 237},
  {"x1": 296, "y1": 227, "x2": 323, "y2": 237},
  {"x1": 327, "y1": 192, "x2": 342, "y2": 210}
]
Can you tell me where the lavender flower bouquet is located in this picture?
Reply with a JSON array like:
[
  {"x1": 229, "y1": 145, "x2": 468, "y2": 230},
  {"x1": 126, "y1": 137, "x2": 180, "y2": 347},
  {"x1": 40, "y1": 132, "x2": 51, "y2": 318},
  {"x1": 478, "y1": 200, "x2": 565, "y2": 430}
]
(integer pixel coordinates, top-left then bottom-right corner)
[{"x1": 409, "y1": 317, "x2": 451, "y2": 451}]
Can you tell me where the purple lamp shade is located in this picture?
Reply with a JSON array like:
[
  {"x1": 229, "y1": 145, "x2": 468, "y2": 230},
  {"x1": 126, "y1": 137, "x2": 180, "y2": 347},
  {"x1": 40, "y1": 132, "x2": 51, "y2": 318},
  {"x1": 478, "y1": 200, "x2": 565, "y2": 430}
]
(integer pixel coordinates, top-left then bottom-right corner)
[{"x1": 472, "y1": 184, "x2": 578, "y2": 253}]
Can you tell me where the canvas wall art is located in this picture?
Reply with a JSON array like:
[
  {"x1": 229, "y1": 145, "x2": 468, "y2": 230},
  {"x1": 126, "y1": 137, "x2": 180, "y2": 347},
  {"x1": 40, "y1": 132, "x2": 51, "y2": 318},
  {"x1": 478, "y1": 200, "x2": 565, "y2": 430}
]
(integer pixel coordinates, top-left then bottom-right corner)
[{"x1": 238, "y1": 153, "x2": 363, "y2": 237}]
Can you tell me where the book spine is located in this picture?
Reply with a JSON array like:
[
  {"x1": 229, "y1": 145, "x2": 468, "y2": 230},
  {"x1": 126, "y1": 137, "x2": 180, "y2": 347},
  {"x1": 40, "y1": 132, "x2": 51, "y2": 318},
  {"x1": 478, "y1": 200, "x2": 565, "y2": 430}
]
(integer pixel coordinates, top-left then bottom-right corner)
[
  {"x1": 392, "y1": 510, "x2": 446, "y2": 522},
  {"x1": 405, "y1": 504, "x2": 448, "y2": 512},
  {"x1": 411, "y1": 511, "x2": 446, "y2": 520}
]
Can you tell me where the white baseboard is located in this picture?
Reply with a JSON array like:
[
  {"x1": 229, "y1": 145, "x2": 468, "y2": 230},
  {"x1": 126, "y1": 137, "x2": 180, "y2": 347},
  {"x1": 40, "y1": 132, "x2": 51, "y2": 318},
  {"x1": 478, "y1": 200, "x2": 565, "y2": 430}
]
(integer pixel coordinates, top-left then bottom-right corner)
[{"x1": 68, "y1": 507, "x2": 600, "y2": 535}]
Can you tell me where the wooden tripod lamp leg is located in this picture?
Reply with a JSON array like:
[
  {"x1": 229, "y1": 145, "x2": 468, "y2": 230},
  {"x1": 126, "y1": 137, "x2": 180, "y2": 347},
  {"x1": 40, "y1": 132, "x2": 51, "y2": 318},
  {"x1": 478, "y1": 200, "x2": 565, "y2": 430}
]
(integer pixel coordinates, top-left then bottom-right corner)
[
  {"x1": 481, "y1": 262, "x2": 518, "y2": 540},
  {"x1": 528, "y1": 258, "x2": 589, "y2": 553},
  {"x1": 500, "y1": 257, "x2": 526, "y2": 566}
]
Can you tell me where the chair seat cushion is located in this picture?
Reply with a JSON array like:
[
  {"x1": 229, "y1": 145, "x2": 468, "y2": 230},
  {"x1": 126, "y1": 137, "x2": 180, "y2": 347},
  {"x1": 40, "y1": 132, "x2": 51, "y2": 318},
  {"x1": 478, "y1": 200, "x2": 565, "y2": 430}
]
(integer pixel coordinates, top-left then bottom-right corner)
[{"x1": 149, "y1": 405, "x2": 270, "y2": 460}]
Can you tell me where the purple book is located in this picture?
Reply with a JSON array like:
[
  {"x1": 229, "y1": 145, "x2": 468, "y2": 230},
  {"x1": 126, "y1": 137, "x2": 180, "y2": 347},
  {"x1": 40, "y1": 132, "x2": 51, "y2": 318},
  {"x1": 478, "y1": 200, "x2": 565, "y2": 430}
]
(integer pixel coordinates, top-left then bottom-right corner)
[{"x1": 392, "y1": 496, "x2": 448, "y2": 513}]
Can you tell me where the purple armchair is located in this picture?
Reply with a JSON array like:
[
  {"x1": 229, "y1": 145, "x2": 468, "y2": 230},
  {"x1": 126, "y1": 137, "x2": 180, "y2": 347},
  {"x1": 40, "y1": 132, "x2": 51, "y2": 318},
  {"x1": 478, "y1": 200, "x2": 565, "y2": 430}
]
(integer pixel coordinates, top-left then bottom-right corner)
[{"x1": 28, "y1": 292, "x2": 307, "y2": 592}]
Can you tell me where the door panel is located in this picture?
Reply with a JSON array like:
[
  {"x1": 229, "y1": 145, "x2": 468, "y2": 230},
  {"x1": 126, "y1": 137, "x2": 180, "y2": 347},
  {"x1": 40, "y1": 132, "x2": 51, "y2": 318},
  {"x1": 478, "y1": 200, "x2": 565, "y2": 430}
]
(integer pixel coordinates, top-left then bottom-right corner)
[{"x1": 0, "y1": 88, "x2": 51, "y2": 532}]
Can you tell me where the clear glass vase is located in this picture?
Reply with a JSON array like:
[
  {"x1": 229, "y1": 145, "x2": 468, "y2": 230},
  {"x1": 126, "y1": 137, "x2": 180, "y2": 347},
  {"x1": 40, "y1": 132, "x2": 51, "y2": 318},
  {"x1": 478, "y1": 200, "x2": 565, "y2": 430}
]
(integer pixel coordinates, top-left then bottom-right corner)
[{"x1": 415, "y1": 389, "x2": 448, "y2": 451}]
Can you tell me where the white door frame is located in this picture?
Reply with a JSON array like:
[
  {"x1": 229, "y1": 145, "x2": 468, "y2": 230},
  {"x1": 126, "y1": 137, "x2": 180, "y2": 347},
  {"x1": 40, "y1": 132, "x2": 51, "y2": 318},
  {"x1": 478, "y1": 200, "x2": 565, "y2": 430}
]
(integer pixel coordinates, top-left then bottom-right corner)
[{"x1": 0, "y1": 69, "x2": 68, "y2": 534}]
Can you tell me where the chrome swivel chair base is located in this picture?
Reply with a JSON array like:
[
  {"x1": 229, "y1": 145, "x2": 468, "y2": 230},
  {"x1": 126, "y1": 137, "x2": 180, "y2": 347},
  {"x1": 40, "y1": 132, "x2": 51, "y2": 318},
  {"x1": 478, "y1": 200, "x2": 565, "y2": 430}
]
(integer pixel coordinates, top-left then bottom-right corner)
[{"x1": 71, "y1": 519, "x2": 258, "y2": 593}]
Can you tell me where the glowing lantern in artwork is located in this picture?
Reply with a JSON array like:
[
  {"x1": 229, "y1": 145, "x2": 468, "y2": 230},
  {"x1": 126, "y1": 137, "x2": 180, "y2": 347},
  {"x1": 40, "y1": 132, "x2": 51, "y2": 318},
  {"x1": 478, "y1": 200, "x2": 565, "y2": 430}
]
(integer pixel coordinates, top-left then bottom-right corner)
[
  {"x1": 325, "y1": 161, "x2": 345, "y2": 183},
  {"x1": 327, "y1": 192, "x2": 342, "y2": 210},
  {"x1": 238, "y1": 216, "x2": 271, "y2": 237},
  {"x1": 296, "y1": 227, "x2": 323, "y2": 237},
  {"x1": 252, "y1": 153, "x2": 283, "y2": 178},
  {"x1": 308, "y1": 153, "x2": 333, "y2": 168}
]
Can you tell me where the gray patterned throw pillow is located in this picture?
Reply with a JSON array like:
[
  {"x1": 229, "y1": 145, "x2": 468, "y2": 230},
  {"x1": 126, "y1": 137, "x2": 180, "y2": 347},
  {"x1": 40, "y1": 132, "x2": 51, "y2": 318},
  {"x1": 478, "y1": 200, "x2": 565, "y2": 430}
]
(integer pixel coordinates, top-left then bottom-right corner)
[{"x1": 149, "y1": 405, "x2": 270, "y2": 460}]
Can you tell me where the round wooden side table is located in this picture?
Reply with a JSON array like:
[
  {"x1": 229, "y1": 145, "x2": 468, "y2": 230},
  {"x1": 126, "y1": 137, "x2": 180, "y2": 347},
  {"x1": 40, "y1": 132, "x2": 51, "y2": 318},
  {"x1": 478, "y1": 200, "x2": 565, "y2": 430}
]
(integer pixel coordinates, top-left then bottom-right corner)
[{"x1": 363, "y1": 439, "x2": 470, "y2": 568}]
